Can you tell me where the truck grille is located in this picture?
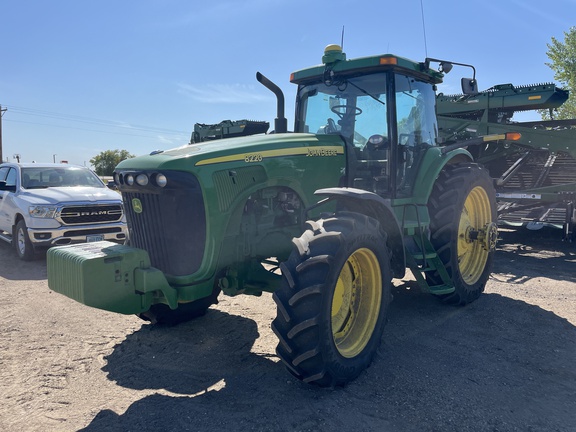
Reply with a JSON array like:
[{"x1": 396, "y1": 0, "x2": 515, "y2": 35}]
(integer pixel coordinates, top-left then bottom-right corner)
[
  {"x1": 120, "y1": 171, "x2": 206, "y2": 277},
  {"x1": 59, "y1": 204, "x2": 123, "y2": 225}
]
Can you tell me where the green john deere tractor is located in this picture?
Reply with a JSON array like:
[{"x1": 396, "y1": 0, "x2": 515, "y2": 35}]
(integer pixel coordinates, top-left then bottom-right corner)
[{"x1": 48, "y1": 44, "x2": 519, "y2": 386}]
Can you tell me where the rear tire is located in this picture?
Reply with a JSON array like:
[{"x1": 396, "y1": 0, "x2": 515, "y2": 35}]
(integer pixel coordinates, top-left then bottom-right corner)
[
  {"x1": 14, "y1": 220, "x2": 36, "y2": 261},
  {"x1": 427, "y1": 163, "x2": 497, "y2": 305},
  {"x1": 272, "y1": 211, "x2": 391, "y2": 387}
]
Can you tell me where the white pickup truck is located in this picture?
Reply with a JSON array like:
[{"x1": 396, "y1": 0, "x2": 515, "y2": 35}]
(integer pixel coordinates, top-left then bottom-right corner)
[{"x1": 0, "y1": 162, "x2": 128, "y2": 260}]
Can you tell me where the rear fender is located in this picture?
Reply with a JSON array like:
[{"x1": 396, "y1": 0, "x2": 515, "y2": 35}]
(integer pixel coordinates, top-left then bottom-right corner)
[
  {"x1": 311, "y1": 187, "x2": 406, "y2": 279},
  {"x1": 411, "y1": 147, "x2": 474, "y2": 203}
]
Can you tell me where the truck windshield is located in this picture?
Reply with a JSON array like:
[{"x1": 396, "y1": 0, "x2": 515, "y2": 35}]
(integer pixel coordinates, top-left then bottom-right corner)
[
  {"x1": 21, "y1": 167, "x2": 104, "y2": 189},
  {"x1": 296, "y1": 72, "x2": 389, "y2": 149}
]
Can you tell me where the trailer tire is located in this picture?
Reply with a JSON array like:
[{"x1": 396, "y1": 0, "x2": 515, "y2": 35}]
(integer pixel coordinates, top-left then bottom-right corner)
[
  {"x1": 138, "y1": 287, "x2": 220, "y2": 326},
  {"x1": 427, "y1": 163, "x2": 497, "y2": 305},
  {"x1": 272, "y1": 211, "x2": 391, "y2": 387}
]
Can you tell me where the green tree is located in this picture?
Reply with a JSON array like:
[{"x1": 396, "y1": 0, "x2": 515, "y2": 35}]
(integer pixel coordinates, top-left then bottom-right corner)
[
  {"x1": 541, "y1": 27, "x2": 576, "y2": 120},
  {"x1": 90, "y1": 149, "x2": 135, "y2": 176}
]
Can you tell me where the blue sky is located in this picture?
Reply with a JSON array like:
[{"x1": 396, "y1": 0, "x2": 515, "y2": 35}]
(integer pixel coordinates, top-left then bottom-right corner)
[{"x1": 1, "y1": 0, "x2": 575, "y2": 167}]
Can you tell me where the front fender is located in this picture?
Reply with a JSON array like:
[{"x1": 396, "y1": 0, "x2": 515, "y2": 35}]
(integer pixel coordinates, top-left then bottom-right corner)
[{"x1": 312, "y1": 187, "x2": 406, "y2": 279}]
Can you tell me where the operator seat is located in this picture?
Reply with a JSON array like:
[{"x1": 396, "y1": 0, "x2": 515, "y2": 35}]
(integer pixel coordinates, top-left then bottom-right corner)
[
  {"x1": 364, "y1": 134, "x2": 389, "y2": 160},
  {"x1": 354, "y1": 134, "x2": 389, "y2": 194}
]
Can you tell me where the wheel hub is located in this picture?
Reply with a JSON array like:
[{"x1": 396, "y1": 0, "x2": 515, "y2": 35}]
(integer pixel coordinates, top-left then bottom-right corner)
[
  {"x1": 478, "y1": 222, "x2": 498, "y2": 251},
  {"x1": 464, "y1": 222, "x2": 498, "y2": 251}
]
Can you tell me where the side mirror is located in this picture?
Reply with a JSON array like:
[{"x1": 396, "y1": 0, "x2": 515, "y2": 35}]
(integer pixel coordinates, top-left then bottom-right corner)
[
  {"x1": 461, "y1": 78, "x2": 479, "y2": 95},
  {"x1": 0, "y1": 181, "x2": 15, "y2": 192}
]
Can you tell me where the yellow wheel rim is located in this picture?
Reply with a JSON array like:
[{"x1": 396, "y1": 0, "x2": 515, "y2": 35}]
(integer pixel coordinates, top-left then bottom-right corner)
[
  {"x1": 458, "y1": 186, "x2": 493, "y2": 285},
  {"x1": 331, "y1": 248, "x2": 382, "y2": 358}
]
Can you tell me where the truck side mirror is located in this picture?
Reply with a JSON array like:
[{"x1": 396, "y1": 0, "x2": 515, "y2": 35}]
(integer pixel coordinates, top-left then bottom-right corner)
[
  {"x1": 461, "y1": 78, "x2": 478, "y2": 95},
  {"x1": 0, "y1": 180, "x2": 15, "y2": 192}
]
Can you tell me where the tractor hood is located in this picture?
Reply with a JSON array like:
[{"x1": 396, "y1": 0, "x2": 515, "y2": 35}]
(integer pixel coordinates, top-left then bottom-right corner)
[{"x1": 116, "y1": 133, "x2": 345, "y2": 171}]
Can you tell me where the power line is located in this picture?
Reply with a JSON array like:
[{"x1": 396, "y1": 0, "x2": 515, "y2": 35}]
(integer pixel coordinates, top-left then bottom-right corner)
[
  {"x1": 3, "y1": 104, "x2": 190, "y2": 136},
  {"x1": 4, "y1": 118, "x2": 187, "y2": 140}
]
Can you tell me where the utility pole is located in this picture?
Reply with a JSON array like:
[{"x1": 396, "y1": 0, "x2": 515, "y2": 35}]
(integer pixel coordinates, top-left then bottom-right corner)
[{"x1": 0, "y1": 105, "x2": 6, "y2": 163}]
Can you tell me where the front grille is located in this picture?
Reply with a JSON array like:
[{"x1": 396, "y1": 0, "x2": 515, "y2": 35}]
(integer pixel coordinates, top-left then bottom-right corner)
[
  {"x1": 120, "y1": 171, "x2": 206, "y2": 277},
  {"x1": 63, "y1": 227, "x2": 124, "y2": 237},
  {"x1": 60, "y1": 205, "x2": 123, "y2": 225}
]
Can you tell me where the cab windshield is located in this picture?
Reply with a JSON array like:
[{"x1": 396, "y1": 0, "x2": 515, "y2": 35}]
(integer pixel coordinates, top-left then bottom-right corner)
[
  {"x1": 296, "y1": 72, "x2": 389, "y2": 149},
  {"x1": 295, "y1": 71, "x2": 439, "y2": 197}
]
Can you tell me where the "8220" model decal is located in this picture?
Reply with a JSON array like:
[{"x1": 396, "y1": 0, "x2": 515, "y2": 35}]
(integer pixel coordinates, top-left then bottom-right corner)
[{"x1": 244, "y1": 153, "x2": 263, "y2": 163}]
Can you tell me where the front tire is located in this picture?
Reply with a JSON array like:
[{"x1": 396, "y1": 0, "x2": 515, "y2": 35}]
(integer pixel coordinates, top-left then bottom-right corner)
[
  {"x1": 14, "y1": 220, "x2": 36, "y2": 261},
  {"x1": 272, "y1": 211, "x2": 391, "y2": 387},
  {"x1": 427, "y1": 163, "x2": 497, "y2": 305}
]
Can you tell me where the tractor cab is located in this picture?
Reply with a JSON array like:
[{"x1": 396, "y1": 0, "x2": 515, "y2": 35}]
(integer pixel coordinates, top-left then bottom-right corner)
[{"x1": 292, "y1": 45, "x2": 444, "y2": 198}]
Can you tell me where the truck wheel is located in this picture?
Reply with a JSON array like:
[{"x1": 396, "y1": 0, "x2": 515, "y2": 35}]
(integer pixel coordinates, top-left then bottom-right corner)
[
  {"x1": 14, "y1": 220, "x2": 36, "y2": 261},
  {"x1": 427, "y1": 163, "x2": 497, "y2": 305},
  {"x1": 272, "y1": 212, "x2": 391, "y2": 387},
  {"x1": 138, "y1": 287, "x2": 220, "y2": 326}
]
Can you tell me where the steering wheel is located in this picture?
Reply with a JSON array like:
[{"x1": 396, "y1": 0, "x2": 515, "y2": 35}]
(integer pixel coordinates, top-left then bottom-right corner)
[{"x1": 330, "y1": 104, "x2": 362, "y2": 119}]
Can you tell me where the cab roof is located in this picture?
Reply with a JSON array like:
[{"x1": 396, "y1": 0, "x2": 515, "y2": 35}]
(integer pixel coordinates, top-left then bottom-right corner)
[{"x1": 290, "y1": 45, "x2": 444, "y2": 86}]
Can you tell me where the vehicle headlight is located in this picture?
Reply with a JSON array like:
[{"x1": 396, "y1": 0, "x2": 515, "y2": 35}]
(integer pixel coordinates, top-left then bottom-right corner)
[
  {"x1": 136, "y1": 173, "x2": 149, "y2": 186},
  {"x1": 126, "y1": 174, "x2": 134, "y2": 186},
  {"x1": 29, "y1": 205, "x2": 58, "y2": 218},
  {"x1": 155, "y1": 173, "x2": 167, "y2": 187}
]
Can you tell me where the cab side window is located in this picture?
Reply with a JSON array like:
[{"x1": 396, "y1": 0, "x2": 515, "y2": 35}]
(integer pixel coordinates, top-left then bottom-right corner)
[
  {"x1": 396, "y1": 75, "x2": 438, "y2": 147},
  {"x1": 5, "y1": 168, "x2": 17, "y2": 187},
  {"x1": 0, "y1": 167, "x2": 8, "y2": 182}
]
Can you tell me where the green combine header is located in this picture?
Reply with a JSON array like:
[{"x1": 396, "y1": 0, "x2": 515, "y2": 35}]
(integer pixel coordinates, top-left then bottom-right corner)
[
  {"x1": 437, "y1": 83, "x2": 576, "y2": 239},
  {"x1": 191, "y1": 119, "x2": 269, "y2": 143}
]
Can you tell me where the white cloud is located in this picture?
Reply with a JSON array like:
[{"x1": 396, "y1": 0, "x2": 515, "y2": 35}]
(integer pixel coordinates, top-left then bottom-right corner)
[
  {"x1": 178, "y1": 82, "x2": 272, "y2": 104},
  {"x1": 157, "y1": 134, "x2": 187, "y2": 145}
]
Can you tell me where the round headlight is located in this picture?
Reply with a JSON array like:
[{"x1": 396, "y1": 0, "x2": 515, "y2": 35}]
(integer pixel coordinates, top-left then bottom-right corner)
[
  {"x1": 156, "y1": 174, "x2": 167, "y2": 187},
  {"x1": 114, "y1": 173, "x2": 120, "y2": 184},
  {"x1": 126, "y1": 174, "x2": 134, "y2": 186},
  {"x1": 136, "y1": 173, "x2": 149, "y2": 186}
]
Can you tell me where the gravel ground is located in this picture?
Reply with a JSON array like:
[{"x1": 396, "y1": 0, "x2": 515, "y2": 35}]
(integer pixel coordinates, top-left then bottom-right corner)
[{"x1": 0, "y1": 227, "x2": 575, "y2": 432}]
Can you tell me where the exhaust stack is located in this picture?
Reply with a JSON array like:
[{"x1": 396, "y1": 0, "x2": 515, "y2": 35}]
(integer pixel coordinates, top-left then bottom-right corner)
[{"x1": 256, "y1": 72, "x2": 287, "y2": 133}]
